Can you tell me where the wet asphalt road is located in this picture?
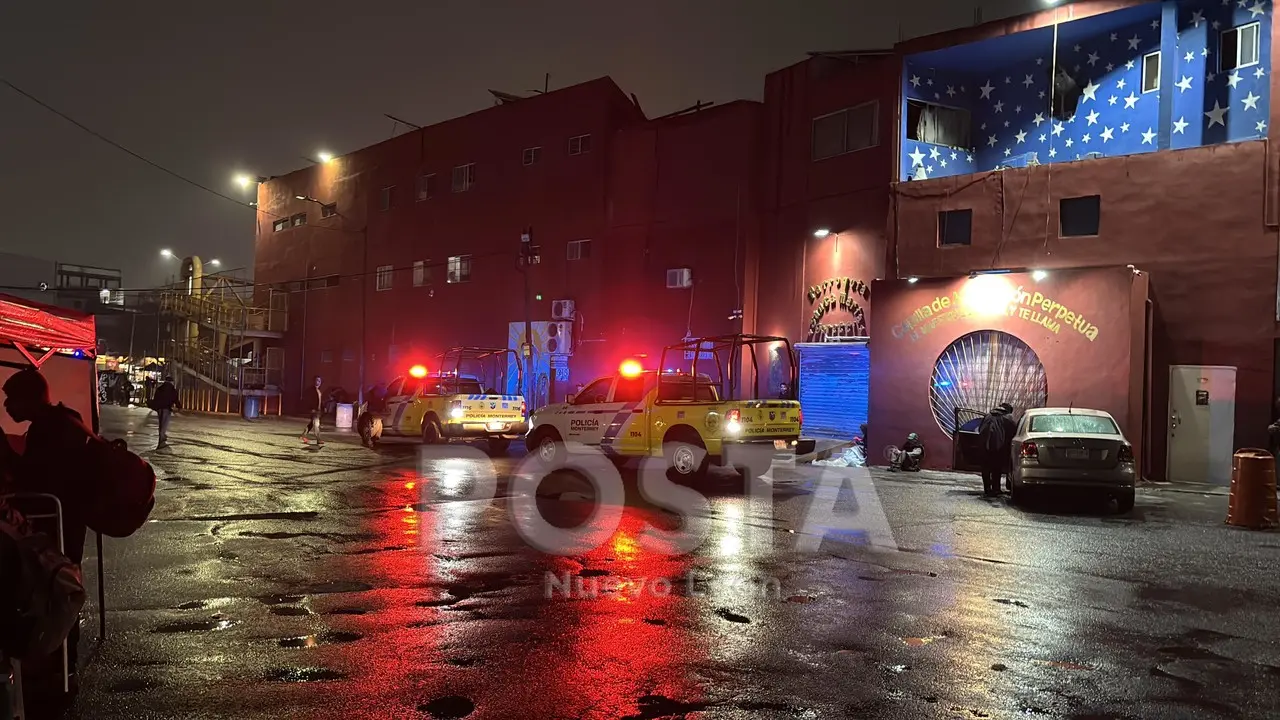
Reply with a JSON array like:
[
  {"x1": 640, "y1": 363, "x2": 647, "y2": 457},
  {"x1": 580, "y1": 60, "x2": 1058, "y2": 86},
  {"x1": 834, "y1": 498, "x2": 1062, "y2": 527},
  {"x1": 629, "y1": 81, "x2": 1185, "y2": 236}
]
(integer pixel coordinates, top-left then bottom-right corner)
[{"x1": 55, "y1": 406, "x2": 1280, "y2": 719}]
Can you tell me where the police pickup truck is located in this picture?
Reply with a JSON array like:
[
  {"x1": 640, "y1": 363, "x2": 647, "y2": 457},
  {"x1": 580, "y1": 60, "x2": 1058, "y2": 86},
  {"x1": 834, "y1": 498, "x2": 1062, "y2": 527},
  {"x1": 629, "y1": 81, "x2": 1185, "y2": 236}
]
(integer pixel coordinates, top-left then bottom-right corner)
[{"x1": 525, "y1": 335, "x2": 804, "y2": 478}]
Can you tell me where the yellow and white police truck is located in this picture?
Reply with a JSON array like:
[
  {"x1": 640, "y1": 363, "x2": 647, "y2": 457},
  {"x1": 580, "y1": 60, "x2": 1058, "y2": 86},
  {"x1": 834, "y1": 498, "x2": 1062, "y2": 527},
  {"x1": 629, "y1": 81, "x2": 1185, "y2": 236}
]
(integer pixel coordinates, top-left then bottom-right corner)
[
  {"x1": 525, "y1": 334, "x2": 805, "y2": 478},
  {"x1": 359, "y1": 347, "x2": 527, "y2": 453}
]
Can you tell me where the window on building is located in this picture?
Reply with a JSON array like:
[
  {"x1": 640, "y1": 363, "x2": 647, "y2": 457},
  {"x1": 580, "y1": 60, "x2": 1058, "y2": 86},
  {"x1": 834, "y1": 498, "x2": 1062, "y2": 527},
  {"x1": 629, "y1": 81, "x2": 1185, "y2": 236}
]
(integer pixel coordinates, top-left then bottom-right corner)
[
  {"x1": 1060, "y1": 195, "x2": 1101, "y2": 237},
  {"x1": 343, "y1": 348, "x2": 356, "y2": 362},
  {"x1": 416, "y1": 173, "x2": 435, "y2": 201},
  {"x1": 291, "y1": 213, "x2": 307, "y2": 227},
  {"x1": 812, "y1": 102, "x2": 879, "y2": 160},
  {"x1": 272, "y1": 218, "x2": 289, "y2": 232},
  {"x1": 320, "y1": 350, "x2": 334, "y2": 363},
  {"x1": 447, "y1": 255, "x2": 471, "y2": 283},
  {"x1": 379, "y1": 186, "x2": 394, "y2": 211},
  {"x1": 1142, "y1": 51, "x2": 1161, "y2": 93},
  {"x1": 567, "y1": 239, "x2": 592, "y2": 261},
  {"x1": 1221, "y1": 22, "x2": 1261, "y2": 71},
  {"x1": 452, "y1": 164, "x2": 476, "y2": 192},
  {"x1": 523, "y1": 147, "x2": 541, "y2": 166},
  {"x1": 321, "y1": 203, "x2": 337, "y2": 218},
  {"x1": 376, "y1": 264, "x2": 394, "y2": 291},
  {"x1": 306, "y1": 274, "x2": 340, "y2": 290},
  {"x1": 937, "y1": 209, "x2": 973, "y2": 247},
  {"x1": 906, "y1": 100, "x2": 972, "y2": 149},
  {"x1": 413, "y1": 260, "x2": 431, "y2": 287},
  {"x1": 568, "y1": 134, "x2": 592, "y2": 155}
]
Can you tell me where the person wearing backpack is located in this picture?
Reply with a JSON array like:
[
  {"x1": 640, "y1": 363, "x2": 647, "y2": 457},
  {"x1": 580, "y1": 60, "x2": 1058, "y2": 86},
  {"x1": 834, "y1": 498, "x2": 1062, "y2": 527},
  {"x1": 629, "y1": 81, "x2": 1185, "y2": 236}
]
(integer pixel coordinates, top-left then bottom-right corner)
[{"x1": 150, "y1": 376, "x2": 180, "y2": 448}]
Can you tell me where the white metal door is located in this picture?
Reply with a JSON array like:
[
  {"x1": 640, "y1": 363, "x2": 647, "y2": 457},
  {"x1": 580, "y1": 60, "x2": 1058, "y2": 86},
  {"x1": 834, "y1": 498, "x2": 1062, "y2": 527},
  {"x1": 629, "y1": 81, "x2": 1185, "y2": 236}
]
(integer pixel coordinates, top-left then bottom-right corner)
[{"x1": 1167, "y1": 365, "x2": 1236, "y2": 484}]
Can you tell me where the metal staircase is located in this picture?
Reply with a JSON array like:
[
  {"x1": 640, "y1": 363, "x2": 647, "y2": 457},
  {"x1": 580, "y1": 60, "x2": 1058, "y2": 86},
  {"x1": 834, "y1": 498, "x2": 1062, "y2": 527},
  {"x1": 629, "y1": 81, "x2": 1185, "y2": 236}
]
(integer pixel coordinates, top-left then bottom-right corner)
[{"x1": 159, "y1": 271, "x2": 288, "y2": 415}]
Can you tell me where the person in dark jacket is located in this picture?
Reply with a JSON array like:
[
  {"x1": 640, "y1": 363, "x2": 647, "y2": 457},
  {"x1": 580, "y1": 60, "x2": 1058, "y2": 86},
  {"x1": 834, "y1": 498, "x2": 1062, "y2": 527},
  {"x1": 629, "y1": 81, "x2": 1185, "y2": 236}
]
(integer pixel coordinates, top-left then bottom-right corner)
[
  {"x1": 891, "y1": 432, "x2": 925, "y2": 471},
  {"x1": 0, "y1": 367, "x2": 95, "y2": 679},
  {"x1": 302, "y1": 376, "x2": 324, "y2": 445},
  {"x1": 996, "y1": 402, "x2": 1017, "y2": 491},
  {"x1": 151, "y1": 377, "x2": 180, "y2": 448},
  {"x1": 978, "y1": 405, "x2": 1012, "y2": 496}
]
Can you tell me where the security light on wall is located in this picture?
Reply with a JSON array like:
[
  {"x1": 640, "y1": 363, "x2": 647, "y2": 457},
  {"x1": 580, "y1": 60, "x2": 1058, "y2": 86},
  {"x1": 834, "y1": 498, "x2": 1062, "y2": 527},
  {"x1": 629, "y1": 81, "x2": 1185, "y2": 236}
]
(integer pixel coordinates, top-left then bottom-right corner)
[{"x1": 813, "y1": 229, "x2": 831, "y2": 238}]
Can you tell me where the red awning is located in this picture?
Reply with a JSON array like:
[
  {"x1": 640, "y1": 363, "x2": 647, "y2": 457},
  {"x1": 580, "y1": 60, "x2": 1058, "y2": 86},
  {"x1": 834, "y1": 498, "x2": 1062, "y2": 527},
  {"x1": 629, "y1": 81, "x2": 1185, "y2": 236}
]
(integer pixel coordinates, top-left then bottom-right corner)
[{"x1": 0, "y1": 293, "x2": 97, "y2": 355}]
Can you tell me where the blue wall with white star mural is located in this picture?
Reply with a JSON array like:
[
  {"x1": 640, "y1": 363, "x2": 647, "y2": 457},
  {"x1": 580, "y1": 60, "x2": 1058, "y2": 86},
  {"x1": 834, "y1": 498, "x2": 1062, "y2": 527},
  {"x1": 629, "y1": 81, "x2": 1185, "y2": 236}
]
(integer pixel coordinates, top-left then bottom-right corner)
[{"x1": 900, "y1": 0, "x2": 1272, "y2": 181}]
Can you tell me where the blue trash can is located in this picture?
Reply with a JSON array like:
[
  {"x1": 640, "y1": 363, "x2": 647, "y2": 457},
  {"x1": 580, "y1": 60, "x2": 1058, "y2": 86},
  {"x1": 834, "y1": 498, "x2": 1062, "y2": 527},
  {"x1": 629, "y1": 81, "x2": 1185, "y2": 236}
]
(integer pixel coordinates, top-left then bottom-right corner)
[{"x1": 243, "y1": 395, "x2": 261, "y2": 420}]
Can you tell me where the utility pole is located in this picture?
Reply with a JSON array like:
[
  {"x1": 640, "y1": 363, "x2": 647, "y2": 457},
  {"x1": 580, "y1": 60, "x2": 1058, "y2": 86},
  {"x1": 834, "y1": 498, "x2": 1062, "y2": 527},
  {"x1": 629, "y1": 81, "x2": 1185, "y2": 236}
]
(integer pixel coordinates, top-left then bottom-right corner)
[{"x1": 519, "y1": 228, "x2": 540, "y2": 407}]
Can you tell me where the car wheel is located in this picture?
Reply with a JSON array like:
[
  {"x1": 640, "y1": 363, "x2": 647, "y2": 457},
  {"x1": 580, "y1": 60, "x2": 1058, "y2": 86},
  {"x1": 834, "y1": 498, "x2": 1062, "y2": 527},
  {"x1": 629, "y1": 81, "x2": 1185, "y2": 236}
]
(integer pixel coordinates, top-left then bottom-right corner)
[
  {"x1": 488, "y1": 438, "x2": 511, "y2": 455},
  {"x1": 1115, "y1": 489, "x2": 1135, "y2": 514},
  {"x1": 664, "y1": 437, "x2": 708, "y2": 480},
  {"x1": 531, "y1": 430, "x2": 563, "y2": 465},
  {"x1": 422, "y1": 418, "x2": 444, "y2": 445}
]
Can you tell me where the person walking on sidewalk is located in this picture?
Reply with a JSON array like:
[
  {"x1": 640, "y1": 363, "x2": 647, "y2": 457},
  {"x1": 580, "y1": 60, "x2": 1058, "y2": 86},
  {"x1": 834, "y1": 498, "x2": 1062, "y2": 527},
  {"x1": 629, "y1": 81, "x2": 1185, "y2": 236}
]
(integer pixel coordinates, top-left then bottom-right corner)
[
  {"x1": 151, "y1": 377, "x2": 180, "y2": 448},
  {"x1": 302, "y1": 376, "x2": 324, "y2": 446}
]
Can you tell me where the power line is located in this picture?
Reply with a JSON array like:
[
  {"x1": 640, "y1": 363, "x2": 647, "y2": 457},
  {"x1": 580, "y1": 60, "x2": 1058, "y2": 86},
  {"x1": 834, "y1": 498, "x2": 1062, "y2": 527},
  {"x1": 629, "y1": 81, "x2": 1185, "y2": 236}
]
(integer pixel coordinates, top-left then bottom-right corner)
[{"x1": 0, "y1": 76, "x2": 355, "y2": 235}]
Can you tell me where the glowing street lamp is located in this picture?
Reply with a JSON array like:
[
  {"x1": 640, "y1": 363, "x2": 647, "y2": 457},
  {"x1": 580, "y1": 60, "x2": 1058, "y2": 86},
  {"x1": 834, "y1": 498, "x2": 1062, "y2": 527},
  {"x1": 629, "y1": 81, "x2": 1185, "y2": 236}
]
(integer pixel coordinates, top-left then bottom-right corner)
[
  {"x1": 316, "y1": 151, "x2": 334, "y2": 163},
  {"x1": 209, "y1": 259, "x2": 222, "y2": 267},
  {"x1": 234, "y1": 174, "x2": 253, "y2": 189},
  {"x1": 813, "y1": 229, "x2": 831, "y2": 238},
  {"x1": 160, "y1": 248, "x2": 174, "y2": 259}
]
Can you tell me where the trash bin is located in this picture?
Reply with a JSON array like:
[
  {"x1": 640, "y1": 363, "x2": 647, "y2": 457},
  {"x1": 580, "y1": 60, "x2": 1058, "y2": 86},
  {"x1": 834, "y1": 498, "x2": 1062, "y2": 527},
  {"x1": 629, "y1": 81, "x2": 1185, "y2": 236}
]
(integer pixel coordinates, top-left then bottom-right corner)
[
  {"x1": 335, "y1": 403, "x2": 354, "y2": 430},
  {"x1": 1227, "y1": 448, "x2": 1277, "y2": 529},
  {"x1": 243, "y1": 395, "x2": 262, "y2": 420}
]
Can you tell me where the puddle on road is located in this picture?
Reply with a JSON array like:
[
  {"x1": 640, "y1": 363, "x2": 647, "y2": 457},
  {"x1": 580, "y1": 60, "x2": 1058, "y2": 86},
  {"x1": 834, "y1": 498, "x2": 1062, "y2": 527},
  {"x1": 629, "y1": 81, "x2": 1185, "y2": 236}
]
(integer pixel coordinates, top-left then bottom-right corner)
[
  {"x1": 266, "y1": 667, "x2": 347, "y2": 682},
  {"x1": 278, "y1": 631, "x2": 363, "y2": 648},
  {"x1": 993, "y1": 598, "x2": 1030, "y2": 608},
  {"x1": 643, "y1": 618, "x2": 667, "y2": 627},
  {"x1": 260, "y1": 594, "x2": 306, "y2": 605},
  {"x1": 153, "y1": 618, "x2": 238, "y2": 634},
  {"x1": 176, "y1": 601, "x2": 206, "y2": 610},
  {"x1": 327, "y1": 607, "x2": 370, "y2": 615},
  {"x1": 714, "y1": 608, "x2": 751, "y2": 624},
  {"x1": 625, "y1": 695, "x2": 712, "y2": 719},
  {"x1": 108, "y1": 677, "x2": 161, "y2": 694},
  {"x1": 419, "y1": 695, "x2": 476, "y2": 719}
]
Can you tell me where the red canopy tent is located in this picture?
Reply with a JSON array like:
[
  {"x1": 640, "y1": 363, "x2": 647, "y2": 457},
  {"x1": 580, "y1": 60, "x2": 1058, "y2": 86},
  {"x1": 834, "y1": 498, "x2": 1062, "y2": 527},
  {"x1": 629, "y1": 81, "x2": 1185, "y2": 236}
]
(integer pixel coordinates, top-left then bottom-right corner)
[{"x1": 0, "y1": 293, "x2": 97, "y2": 364}]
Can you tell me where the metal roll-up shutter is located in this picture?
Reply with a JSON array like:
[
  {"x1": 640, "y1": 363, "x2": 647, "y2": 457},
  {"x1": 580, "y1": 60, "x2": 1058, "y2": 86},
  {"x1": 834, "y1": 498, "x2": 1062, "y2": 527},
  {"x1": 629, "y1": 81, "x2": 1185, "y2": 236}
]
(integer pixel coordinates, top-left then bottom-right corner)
[{"x1": 797, "y1": 342, "x2": 869, "y2": 440}]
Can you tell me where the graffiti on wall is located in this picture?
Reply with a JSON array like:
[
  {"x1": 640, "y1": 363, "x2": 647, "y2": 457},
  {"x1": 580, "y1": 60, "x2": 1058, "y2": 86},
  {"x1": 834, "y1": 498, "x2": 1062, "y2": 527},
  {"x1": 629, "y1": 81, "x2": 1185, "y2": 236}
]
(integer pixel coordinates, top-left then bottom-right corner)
[{"x1": 807, "y1": 277, "x2": 869, "y2": 341}]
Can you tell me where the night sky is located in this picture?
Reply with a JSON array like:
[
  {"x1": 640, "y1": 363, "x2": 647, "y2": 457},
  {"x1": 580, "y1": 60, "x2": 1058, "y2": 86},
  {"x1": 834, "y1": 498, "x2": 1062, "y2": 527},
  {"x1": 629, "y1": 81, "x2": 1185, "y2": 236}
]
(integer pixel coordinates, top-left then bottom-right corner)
[{"x1": 1, "y1": 0, "x2": 1035, "y2": 289}]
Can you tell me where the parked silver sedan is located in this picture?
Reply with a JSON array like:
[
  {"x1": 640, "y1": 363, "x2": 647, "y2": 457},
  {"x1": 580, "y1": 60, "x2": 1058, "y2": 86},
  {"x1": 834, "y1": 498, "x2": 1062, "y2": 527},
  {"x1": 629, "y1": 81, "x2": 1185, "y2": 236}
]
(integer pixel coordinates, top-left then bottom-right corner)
[{"x1": 1009, "y1": 407, "x2": 1136, "y2": 513}]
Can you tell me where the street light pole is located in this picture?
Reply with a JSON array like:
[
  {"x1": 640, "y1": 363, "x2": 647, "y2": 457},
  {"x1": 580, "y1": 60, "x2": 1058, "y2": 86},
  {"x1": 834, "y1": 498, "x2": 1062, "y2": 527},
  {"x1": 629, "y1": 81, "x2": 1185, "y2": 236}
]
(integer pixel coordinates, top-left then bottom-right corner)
[{"x1": 519, "y1": 229, "x2": 540, "y2": 407}]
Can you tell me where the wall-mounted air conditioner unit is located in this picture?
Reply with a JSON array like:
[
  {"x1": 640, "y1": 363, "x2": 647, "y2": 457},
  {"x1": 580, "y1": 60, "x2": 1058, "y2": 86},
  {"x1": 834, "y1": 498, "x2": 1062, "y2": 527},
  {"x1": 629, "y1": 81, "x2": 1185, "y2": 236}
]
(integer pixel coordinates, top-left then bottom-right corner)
[
  {"x1": 551, "y1": 299, "x2": 576, "y2": 320},
  {"x1": 666, "y1": 268, "x2": 692, "y2": 289}
]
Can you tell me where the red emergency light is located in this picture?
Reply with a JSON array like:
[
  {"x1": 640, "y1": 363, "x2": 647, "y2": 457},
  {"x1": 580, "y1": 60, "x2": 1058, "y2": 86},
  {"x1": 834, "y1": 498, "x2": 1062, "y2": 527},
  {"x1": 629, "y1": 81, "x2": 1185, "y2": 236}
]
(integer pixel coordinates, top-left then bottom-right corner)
[
  {"x1": 408, "y1": 364, "x2": 428, "y2": 379},
  {"x1": 619, "y1": 359, "x2": 644, "y2": 378}
]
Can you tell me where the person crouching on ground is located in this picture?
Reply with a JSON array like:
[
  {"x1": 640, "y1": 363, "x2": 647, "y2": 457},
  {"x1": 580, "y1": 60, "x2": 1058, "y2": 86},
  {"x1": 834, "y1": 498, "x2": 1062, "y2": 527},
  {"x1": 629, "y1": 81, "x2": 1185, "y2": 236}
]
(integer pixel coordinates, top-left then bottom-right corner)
[{"x1": 890, "y1": 432, "x2": 925, "y2": 471}]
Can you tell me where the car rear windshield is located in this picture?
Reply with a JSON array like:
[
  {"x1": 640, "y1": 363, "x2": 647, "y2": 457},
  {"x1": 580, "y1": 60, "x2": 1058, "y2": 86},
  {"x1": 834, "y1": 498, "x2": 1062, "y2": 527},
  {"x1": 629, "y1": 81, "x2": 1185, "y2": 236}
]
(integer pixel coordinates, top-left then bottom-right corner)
[{"x1": 1029, "y1": 414, "x2": 1119, "y2": 434}]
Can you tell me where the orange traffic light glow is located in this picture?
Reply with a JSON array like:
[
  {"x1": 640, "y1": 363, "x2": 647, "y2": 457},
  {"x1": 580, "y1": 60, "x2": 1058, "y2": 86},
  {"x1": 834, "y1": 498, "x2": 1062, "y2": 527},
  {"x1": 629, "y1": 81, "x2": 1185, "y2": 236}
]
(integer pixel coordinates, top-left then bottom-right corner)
[
  {"x1": 409, "y1": 365, "x2": 428, "y2": 378},
  {"x1": 619, "y1": 359, "x2": 644, "y2": 377}
]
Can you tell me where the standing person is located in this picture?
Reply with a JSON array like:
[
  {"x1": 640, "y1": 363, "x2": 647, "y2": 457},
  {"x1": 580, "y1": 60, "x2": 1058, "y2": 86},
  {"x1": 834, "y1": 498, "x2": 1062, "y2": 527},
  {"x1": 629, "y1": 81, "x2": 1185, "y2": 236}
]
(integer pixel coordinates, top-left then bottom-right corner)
[
  {"x1": 997, "y1": 403, "x2": 1018, "y2": 491},
  {"x1": 151, "y1": 377, "x2": 180, "y2": 448},
  {"x1": 302, "y1": 376, "x2": 324, "y2": 446},
  {"x1": 978, "y1": 405, "x2": 1011, "y2": 496},
  {"x1": 0, "y1": 367, "x2": 95, "y2": 684}
]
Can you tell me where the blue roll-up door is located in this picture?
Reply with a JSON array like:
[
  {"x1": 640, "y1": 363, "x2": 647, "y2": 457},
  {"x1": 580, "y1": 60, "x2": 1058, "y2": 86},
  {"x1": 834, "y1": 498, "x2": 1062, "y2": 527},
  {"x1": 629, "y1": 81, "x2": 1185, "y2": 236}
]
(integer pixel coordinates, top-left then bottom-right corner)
[{"x1": 797, "y1": 342, "x2": 869, "y2": 440}]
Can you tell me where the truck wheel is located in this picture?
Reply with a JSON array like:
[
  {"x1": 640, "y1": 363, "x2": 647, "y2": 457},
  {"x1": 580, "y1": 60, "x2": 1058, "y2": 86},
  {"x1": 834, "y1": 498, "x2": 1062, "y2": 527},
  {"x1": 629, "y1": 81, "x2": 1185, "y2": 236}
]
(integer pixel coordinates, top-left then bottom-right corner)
[
  {"x1": 664, "y1": 437, "x2": 708, "y2": 480},
  {"x1": 422, "y1": 417, "x2": 444, "y2": 445},
  {"x1": 530, "y1": 429, "x2": 563, "y2": 465},
  {"x1": 488, "y1": 438, "x2": 511, "y2": 455}
]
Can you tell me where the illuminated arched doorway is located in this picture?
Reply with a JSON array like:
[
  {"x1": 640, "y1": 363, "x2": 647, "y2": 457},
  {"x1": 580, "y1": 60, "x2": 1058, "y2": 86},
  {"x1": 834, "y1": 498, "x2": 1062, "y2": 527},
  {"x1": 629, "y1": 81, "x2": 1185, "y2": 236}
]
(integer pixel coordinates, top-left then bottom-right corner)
[{"x1": 929, "y1": 330, "x2": 1048, "y2": 438}]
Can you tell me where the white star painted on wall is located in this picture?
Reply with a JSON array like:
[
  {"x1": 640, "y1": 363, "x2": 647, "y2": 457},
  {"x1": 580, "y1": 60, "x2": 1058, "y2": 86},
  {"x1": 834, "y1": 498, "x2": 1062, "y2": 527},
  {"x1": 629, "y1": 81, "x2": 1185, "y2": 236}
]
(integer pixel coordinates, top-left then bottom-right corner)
[
  {"x1": 1036, "y1": 57, "x2": 1045, "y2": 65},
  {"x1": 1176, "y1": 76, "x2": 1194, "y2": 92},
  {"x1": 966, "y1": 154, "x2": 974, "y2": 162},
  {"x1": 1074, "y1": 64, "x2": 1081, "y2": 72},
  {"x1": 1082, "y1": 133, "x2": 1092, "y2": 143},
  {"x1": 934, "y1": 92, "x2": 941, "y2": 100},
  {"x1": 1087, "y1": 51, "x2": 1101, "y2": 66},
  {"x1": 1124, "y1": 92, "x2": 1139, "y2": 109},
  {"x1": 1039, "y1": 90, "x2": 1047, "y2": 99},
  {"x1": 1039, "y1": 133, "x2": 1047, "y2": 142},
  {"x1": 994, "y1": 100, "x2": 1005, "y2": 113},
  {"x1": 1015, "y1": 129, "x2": 1027, "y2": 143},
  {"x1": 1066, "y1": 137, "x2": 1075, "y2": 147},
  {"x1": 1125, "y1": 59, "x2": 1136, "y2": 70},
  {"x1": 1207, "y1": 71, "x2": 1216, "y2": 82},
  {"x1": 1052, "y1": 122, "x2": 1065, "y2": 137},
  {"x1": 1185, "y1": 51, "x2": 1196, "y2": 63},
  {"x1": 1202, "y1": 47, "x2": 1211, "y2": 57},
  {"x1": 1205, "y1": 100, "x2": 1228, "y2": 127},
  {"x1": 1033, "y1": 112, "x2": 1046, "y2": 126},
  {"x1": 1152, "y1": 18, "x2": 1162, "y2": 30},
  {"x1": 1190, "y1": 9, "x2": 1204, "y2": 26},
  {"x1": 1227, "y1": 71, "x2": 1243, "y2": 88},
  {"x1": 1086, "y1": 109, "x2": 1100, "y2": 125},
  {"x1": 928, "y1": 147, "x2": 941, "y2": 160},
  {"x1": 979, "y1": 80, "x2": 995, "y2": 99},
  {"x1": 951, "y1": 151, "x2": 958, "y2": 160},
  {"x1": 988, "y1": 135, "x2": 998, "y2": 147},
  {"x1": 1004, "y1": 120, "x2": 1011, "y2": 128},
  {"x1": 1110, "y1": 32, "x2": 1119, "y2": 41},
  {"x1": 1109, "y1": 95, "x2": 1118, "y2": 106},
  {"x1": 1243, "y1": 91, "x2": 1261, "y2": 110},
  {"x1": 908, "y1": 148, "x2": 926, "y2": 166},
  {"x1": 1258, "y1": 120, "x2": 1269, "y2": 132},
  {"x1": 1117, "y1": 77, "x2": 1127, "y2": 89},
  {"x1": 1106, "y1": 63, "x2": 1115, "y2": 72},
  {"x1": 946, "y1": 85, "x2": 956, "y2": 97},
  {"x1": 940, "y1": 158, "x2": 948, "y2": 168},
  {"x1": 1256, "y1": 67, "x2": 1267, "y2": 79},
  {"x1": 927, "y1": 78, "x2": 934, "y2": 86},
  {"x1": 1082, "y1": 80, "x2": 1101, "y2": 102},
  {"x1": 1005, "y1": 76, "x2": 1012, "y2": 84},
  {"x1": 1048, "y1": 147, "x2": 1058, "y2": 158},
  {"x1": 1142, "y1": 128, "x2": 1157, "y2": 144},
  {"x1": 1120, "y1": 122, "x2": 1131, "y2": 132},
  {"x1": 1015, "y1": 105, "x2": 1022, "y2": 113},
  {"x1": 910, "y1": 75, "x2": 921, "y2": 87},
  {"x1": 980, "y1": 122, "x2": 987, "y2": 130},
  {"x1": 1074, "y1": 44, "x2": 1082, "y2": 52},
  {"x1": 1101, "y1": 127, "x2": 1115, "y2": 142},
  {"x1": 1128, "y1": 35, "x2": 1142, "y2": 50},
  {"x1": 1249, "y1": 0, "x2": 1266, "y2": 17},
  {"x1": 1023, "y1": 74, "x2": 1035, "y2": 88},
  {"x1": 1004, "y1": 148, "x2": 1012, "y2": 157},
  {"x1": 1173, "y1": 116, "x2": 1189, "y2": 134},
  {"x1": 1238, "y1": 0, "x2": 1248, "y2": 8},
  {"x1": 961, "y1": 85, "x2": 966, "y2": 93},
  {"x1": 1213, "y1": 20, "x2": 1222, "y2": 30}
]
